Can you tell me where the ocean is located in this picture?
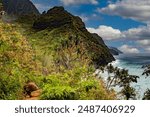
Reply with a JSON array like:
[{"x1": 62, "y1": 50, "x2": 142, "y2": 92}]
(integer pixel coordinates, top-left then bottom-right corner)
[{"x1": 112, "y1": 53, "x2": 150, "y2": 99}]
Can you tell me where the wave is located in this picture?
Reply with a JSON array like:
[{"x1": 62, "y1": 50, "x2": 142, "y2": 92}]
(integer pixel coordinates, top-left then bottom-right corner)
[
  {"x1": 111, "y1": 53, "x2": 150, "y2": 99},
  {"x1": 115, "y1": 53, "x2": 150, "y2": 65}
]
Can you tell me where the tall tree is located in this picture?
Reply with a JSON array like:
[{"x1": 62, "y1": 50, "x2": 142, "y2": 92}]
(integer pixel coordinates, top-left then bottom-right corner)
[
  {"x1": 103, "y1": 64, "x2": 139, "y2": 100},
  {"x1": 142, "y1": 65, "x2": 150, "y2": 77},
  {"x1": 142, "y1": 65, "x2": 150, "y2": 100}
]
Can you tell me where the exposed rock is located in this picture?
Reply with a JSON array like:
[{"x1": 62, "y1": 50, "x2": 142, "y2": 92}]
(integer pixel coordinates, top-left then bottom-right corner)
[{"x1": 23, "y1": 82, "x2": 39, "y2": 97}]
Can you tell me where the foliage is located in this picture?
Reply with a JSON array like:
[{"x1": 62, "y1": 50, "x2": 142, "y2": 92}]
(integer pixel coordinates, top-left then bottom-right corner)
[
  {"x1": 102, "y1": 64, "x2": 139, "y2": 100},
  {"x1": 0, "y1": 5, "x2": 117, "y2": 100},
  {"x1": 32, "y1": 6, "x2": 115, "y2": 66},
  {"x1": 142, "y1": 65, "x2": 150, "y2": 77},
  {"x1": 120, "y1": 85, "x2": 136, "y2": 100},
  {"x1": 143, "y1": 89, "x2": 150, "y2": 100},
  {"x1": 41, "y1": 85, "x2": 77, "y2": 100},
  {"x1": 0, "y1": 21, "x2": 42, "y2": 99},
  {"x1": 40, "y1": 67, "x2": 116, "y2": 100},
  {"x1": 142, "y1": 65, "x2": 150, "y2": 100}
]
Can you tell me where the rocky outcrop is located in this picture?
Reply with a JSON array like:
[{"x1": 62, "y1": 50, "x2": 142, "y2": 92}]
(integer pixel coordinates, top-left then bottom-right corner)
[{"x1": 23, "y1": 82, "x2": 39, "y2": 97}]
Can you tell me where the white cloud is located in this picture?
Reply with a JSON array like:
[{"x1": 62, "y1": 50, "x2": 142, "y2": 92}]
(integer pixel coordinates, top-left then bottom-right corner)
[
  {"x1": 60, "y1": 0, "x2": 98, "y2": 5},
  {"x1": 86, "y1": 24, "x2": 150, "y2": 53},
  {"x1": 98, "y1": 0, "x2": 150, "y2": 24},
  {"x1": 87, "y1": 25, "x2": 125, "y2": 40},
  {"x1": 79, "y1": 15, "x2": 89, "y2": 22},
  {"x1": 79, "y1": 14, "x2": 102, "y2": 22},
  {"x1": 123, "y1": 26, "x2": 150, "y2": 40},
  {"x1": 34, "y1": 3, "x2": 51, "y2": 12},
  {"x1": 119, "y1": 45, "x2": 140, "y2": 54},
  {"x1": 136, "y1": 39, "x2": 150, "y2": 53},
  {"x1": 137, "y1": 39, "x2": 150, "y2": 46},
  {"x1": 87, "y1": 25, "x2": 150, "y2": 41}
]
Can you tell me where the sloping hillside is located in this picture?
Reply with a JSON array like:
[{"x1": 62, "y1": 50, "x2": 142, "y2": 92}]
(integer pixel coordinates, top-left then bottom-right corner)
[
  {"x1": 0, "y1": 21, "x2": 42, "y2": 99},
  {"x1": 32, "y1": 6, "x2": 115, "y2": 68},
  {"x1": 0, "y1": 20, "x2": 116, "y2": 100}
]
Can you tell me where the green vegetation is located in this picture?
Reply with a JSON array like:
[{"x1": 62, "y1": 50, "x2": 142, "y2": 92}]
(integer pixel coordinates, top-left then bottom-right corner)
[
  {"x1": 0, "y1": 20, "x2": 116, "y2": 100},
  {"x1": 101, "y1": 64, "x2": 139, "y2": 100},
  {"x1": 142, "y1": 65, "x2": 150, "y2": 100},
  {"x1": 1, "y1": 6, "x2": 146, "y2": 100},
  {"x1": 32, "y1": 6, "x2": 115, "y2": 66},
  {"x1": 0, "y1": 21, "x2": 43, "y2": 99},
  {"x1": 142, "y1": 65, "x2": 150, "y2": 77},
  {"x1": 143, "y1": 89, "x2": 150, "y2": 100},
  {"x1": 41, "y1": 67, "x2": 115, "y2": 100}
]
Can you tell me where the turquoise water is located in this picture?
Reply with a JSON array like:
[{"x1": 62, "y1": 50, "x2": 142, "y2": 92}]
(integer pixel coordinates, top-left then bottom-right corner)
[{"x1": 112, "y1": 54, "x2": 150, "y2": 99}]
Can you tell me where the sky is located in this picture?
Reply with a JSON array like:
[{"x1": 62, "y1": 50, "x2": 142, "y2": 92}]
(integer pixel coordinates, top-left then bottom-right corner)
[{"x1": 31, "y1": 0, "x2": 150, "y2": 54}]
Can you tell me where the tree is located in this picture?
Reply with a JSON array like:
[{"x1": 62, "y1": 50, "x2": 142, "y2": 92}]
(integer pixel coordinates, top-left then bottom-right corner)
[
  {"x1": 142, "y1": 65, "x2": 150, "y2": 77},
  {"x1": 103, "y1": 64, "x2": 139, "y2": 100},
  {"x1": 121, "y1": 85, "x2": 136, "y2": 100},
  {"x1": 143, "y1": 89, "x2": 150, "y2": 100},
  {"x1": 142, "y1": 65, "x2": 150, "y2": 100}
]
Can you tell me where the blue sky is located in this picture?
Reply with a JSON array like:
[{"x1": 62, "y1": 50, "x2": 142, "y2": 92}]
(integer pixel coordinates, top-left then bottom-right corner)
[{"x1": 31, "y1": 0, "x2": 150, "y2": 54}]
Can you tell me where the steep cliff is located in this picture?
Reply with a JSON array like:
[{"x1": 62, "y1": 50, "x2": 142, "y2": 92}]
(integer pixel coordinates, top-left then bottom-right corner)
[
  {"x1": 33, "y1": 6, "x2": 115, "y2": 67},
  {"x1": 109, "y1": 47, "x2": 123, "y2": 55}
]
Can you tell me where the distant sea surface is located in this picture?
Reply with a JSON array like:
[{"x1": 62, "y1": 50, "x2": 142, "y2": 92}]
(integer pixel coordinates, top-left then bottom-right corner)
[{"x1": 112, "y1": 53, "x2": 150, "y2": 99}]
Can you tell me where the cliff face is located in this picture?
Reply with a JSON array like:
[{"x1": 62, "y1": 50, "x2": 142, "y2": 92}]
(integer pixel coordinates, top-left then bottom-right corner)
[
  {"x1": 2, "y1": 0, "x2": 39, "y2": 15},
  {"x1": 33, "y1": 7, "x2": 115, "y2": 67},
  {"x1": 91, "y1": 33, "x2": 123, "y2": 55},
  {"x1": 109, "y1": 47, "x2": 123, "y2": 55}
]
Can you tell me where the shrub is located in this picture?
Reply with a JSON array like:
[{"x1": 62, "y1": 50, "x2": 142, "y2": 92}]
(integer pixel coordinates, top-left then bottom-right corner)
[
  {"x1": 143, "y1": 89, "x2": 150, "y2": 100},
  {"x1": 0, "y1": 21, "x2": 42, "y2": 99},
  {"x1": 41, "y1": 85, "x2": 77, "y2": 100}
]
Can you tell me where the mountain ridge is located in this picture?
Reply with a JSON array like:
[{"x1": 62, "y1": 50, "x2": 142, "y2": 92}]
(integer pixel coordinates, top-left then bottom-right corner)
[
  {"x1": 0, "y1": 3, "x2": 116, "y2": 100},
  {"x1": 109, "y1": 47, "x2": 123, "y2": 55},
  {"x1": 32, "y1": 6, "x2": 115, "y2": 67},
  {"x1": 2, "y1": 0, "x2": 39, "y2": 15}
]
